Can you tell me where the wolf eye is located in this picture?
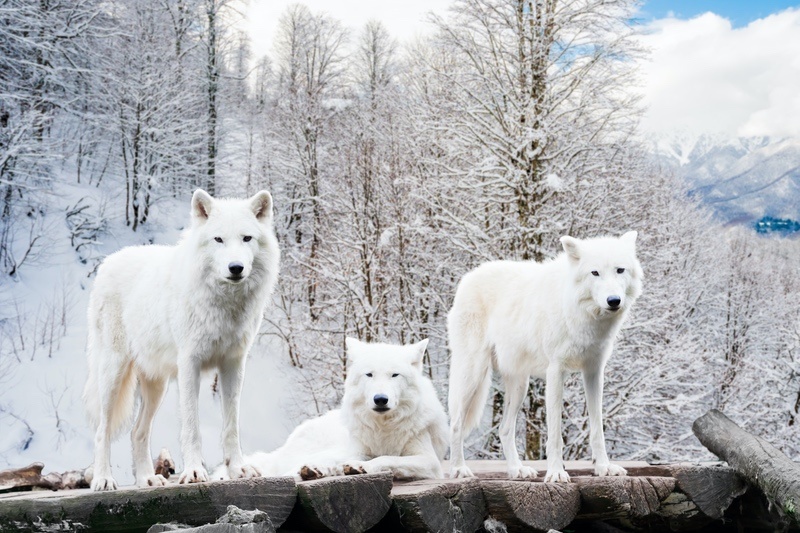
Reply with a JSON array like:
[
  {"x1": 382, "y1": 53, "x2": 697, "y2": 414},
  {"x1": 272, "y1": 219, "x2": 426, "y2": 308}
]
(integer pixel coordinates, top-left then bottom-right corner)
[
  {"x1": 591, "y1": 270, "x2": 599, "y2": 277},
  {"x1": 214, "y1": 237, "x2": 223, "y2": 243},
  {"x1": 617, "y1": 268, "x2": 625, "y2": 274},
  {"x1": 391, "y1": 373, "x2": 399, "y2": 378},
  {"x1": 243, "y1": 236, "x2": 252, "y2": 242},
  {"x1": 366, "y1": 373, "x2": 373, "y2": 377}
]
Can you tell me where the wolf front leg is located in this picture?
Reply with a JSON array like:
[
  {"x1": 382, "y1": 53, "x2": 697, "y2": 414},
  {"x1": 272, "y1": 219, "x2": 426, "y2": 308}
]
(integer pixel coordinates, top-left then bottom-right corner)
[
  {"x1": 544, "y1": 365, "x2": 570, "y2": 483},
  {"x1": 348, "y1": 435, "x2": 443, "y2": 480},
  {"x1": 219, "y1": 355, "x2": 260, "y2": 479},
  {"x1": 177, "y1": 353, "x2": 208, "y2": 484},
  {"x1": 349, "y1": 454, "x2": 442, "y2": 480},
  {"x1": 583, "y1": 364, "x2": 626, "y2": 477}
]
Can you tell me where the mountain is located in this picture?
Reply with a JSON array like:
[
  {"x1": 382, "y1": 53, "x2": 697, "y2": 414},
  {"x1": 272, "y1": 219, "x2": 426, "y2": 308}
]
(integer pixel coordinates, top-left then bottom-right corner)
[{"x1": 649, "y1": 134, "x2": 800, "y2": 231}]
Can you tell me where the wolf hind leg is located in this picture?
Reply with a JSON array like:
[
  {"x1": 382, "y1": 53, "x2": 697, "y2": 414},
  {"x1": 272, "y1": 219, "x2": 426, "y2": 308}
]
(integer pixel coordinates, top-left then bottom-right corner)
[
  {"x1": 89, "y1": 356, "x2": 136, "y2": 491},
  {"x1": 498, "y1": 373, "x2": 537, "y2": 479},
  {"x1": 132, "y1": 374, "x2": 168, "y2": 487}
]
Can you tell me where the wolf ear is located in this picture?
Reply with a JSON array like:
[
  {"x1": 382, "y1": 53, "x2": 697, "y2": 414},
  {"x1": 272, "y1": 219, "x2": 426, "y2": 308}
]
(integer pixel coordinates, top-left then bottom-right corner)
[
  {"x1": 250, "y1": 191, "x2": 273, "y2": 222},
  {"x1": 560, "y1": 236, "x2": 581, "y2": 262},
  {"x1": 192, "y1": 189, "x2": 214, "y2": 222},
  {"x1": 345, "y1": 337, "x2": 363, "y2": 364},
  {"x1": 409, "y1": 339, "x2": 429, "y2": 370},
  {"x1": 620, "y1": 230, "x2": 638, "y2": 249}
]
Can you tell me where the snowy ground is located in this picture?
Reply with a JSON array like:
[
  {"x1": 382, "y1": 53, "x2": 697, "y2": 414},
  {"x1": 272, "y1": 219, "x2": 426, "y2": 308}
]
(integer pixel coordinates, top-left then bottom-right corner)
[{"x1": 0, "y1": 179, "x2": 299, "y2": 486}]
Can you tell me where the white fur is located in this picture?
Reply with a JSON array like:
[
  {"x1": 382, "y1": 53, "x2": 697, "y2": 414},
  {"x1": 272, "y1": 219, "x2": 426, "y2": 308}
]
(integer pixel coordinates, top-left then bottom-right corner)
[
  {"x1": 447, "y1": 231, "x2": 643, "y2": 481},
  {"x1": 83, "y1": 189, "x2": 279, "y2": 490},
  {"x1": 220, "y1": 339, "x2": 448, "y2": 481}
]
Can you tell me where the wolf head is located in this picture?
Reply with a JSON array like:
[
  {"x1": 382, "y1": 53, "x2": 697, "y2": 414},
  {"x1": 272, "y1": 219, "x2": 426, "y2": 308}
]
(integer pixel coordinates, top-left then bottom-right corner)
[
  {"x1": 190, "y1": 189, "x2": 275, "y2": 285},
  {"x1": 560, "y1": 231, "x2": 643, "y2": 319},
  {"x1": 343, "y1": 338, "x2": 429, "y2": 418}
]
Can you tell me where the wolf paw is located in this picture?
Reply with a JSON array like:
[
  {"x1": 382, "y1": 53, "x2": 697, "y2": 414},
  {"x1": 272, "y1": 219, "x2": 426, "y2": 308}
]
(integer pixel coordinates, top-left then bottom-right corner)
[
  {"x1": 508, "y1": 465, "x2": 538, "y2": 479},
  {"x1": 595, "y1": 463, "x2": 627, "y2": 477},
  {"x1": 178, "y1": 465, "x2": 209, "y2": 484},
  {"x1": 228, "y1": 463, "x2": 261, "y2": 479},
  {"x1": 450, "y1": 465, "x2": 475, "y2": 478},
  {"x1": 299, "y1": 465, "x2": 322, "y2": 480},
  {"x1": 544, "y1": 468, "x2": 571, "y2": 483},
  {"x1": 91, "y1": 475, "x2": 118, "y2": 491},
  {"x1": 138, "y1": 474, "x2": 168, "y2": 487},
  {"x1": 342, "y1": 464, "x2": 367, "y2": 476},
  {"x1": 299, "y1": 463, "x2": 342, "y2": 481}
]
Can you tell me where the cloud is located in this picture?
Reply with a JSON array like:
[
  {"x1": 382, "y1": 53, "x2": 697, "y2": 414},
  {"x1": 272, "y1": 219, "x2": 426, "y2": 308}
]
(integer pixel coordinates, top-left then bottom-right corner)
[
  {"x1": 637, "y1": 8, "x2": 800, "y2": 138},
  {"x1": 246, "y1": 0, "x2": 451, "y2": 60}
]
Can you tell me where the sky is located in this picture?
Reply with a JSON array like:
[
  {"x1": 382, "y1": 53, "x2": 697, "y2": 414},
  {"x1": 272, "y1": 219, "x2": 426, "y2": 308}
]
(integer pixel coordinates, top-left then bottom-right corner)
[
  {"x1": 246, "y1": 1, "x2": 800, "y2": 139},
  {"x1": 638, "y1": 0, "x2": 799, "y2": 27}
]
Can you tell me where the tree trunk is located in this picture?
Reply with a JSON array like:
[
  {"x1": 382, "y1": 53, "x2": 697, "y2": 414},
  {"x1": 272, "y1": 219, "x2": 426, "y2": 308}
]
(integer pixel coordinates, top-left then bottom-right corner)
[{"x1": 205, "y1": 0, "x2": 218, "y2": 196}]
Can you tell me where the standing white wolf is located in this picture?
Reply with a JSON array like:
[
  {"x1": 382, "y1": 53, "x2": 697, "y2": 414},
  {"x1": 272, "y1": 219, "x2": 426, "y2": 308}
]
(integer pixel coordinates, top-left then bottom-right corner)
[
  {"x1": 448, "y1": 232, "x2": 643, "y2": 482},
  {"x1": 228, "y1": 338, "x2": 448, "y2": 481},
  {"x1": 83, "y1": 189, "x2": 279, "y2": 491}
]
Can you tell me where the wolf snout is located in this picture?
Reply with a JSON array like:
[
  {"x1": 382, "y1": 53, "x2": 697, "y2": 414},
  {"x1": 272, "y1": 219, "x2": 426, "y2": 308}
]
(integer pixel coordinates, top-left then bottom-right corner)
[
  {"x1": 606, "y1": 295, "x2": 621, "y2": 309},
  {"x1": 228, "y1": 262, "x2": 244, "y2": 278},
  {"x1": 373, "y1": 394, "x2": 390, "y2": 412}
]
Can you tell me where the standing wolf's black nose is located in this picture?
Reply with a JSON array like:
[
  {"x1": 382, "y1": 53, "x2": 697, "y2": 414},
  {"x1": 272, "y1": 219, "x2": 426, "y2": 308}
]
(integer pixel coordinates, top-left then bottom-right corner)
[
  {"x1": 228, "y1": 262, "x2": 244, "y2": 275},
  {"x1": 607, "y1": 296, "x2": 621, "y2": 308},
  {"x1": 373, "y1": 394, "x2": 389, "y2": 407}
]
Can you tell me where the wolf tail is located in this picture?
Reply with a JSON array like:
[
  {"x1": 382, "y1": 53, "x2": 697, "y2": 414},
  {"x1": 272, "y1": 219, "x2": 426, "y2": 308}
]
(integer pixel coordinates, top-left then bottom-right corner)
[
  {"x1": 447, "y1": 310, "x2": 493, "y2": 434},
  {"x1": 83, "y1": 305, "x2": 137, "y2": 439}
]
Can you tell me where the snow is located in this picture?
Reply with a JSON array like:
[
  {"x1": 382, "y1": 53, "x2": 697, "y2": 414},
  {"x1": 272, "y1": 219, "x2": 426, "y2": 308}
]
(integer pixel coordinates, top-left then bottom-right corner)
[{"x1": 545, "y1": 173, "x2": 564, "y2": 192}]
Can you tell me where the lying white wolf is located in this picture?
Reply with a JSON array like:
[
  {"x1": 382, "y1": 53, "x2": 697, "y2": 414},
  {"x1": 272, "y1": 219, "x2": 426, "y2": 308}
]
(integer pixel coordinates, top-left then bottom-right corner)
[
  {"x1": 83, "y1": 189, "x2": 279, "y2": 490},
  {"x1": 223, "y1": 338, "x2": 448, "y2": 481},
  {"x1": 448, "y1": 232, "x2": 643, "y2": 482}
]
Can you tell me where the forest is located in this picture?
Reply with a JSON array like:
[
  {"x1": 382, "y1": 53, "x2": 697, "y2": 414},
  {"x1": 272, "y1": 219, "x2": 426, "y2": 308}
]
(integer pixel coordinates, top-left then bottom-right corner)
[{"x1": 0, "y1": 0, "x2": 798, "y2": 472}]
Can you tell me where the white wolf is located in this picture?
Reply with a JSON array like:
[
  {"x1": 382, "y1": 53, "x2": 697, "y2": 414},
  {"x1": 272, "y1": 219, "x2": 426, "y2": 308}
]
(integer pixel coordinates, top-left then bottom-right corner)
[
  {"x1": 447, "y1": 232, "x2": 643, "y2": 482},
  {"x1": 83, "y1": 189, "x2": 280, "y2": 491},
  {"x1": 226, "y1": 338, "x2": 448, "y2": 481}
]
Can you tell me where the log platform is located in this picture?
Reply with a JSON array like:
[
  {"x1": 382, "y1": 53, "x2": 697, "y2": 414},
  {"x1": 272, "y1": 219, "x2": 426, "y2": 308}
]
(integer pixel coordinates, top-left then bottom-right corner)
[{"x1": 0, "y1": 459, "x2": 783, "y2": 533}]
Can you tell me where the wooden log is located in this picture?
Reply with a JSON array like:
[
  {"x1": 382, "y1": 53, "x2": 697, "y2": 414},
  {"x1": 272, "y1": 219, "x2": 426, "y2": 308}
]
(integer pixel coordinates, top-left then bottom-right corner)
[
  {"x1": 0, "y1": 463, "x2": 92, "y2": 493},
  {"x1": 672, "y1": 464, "x2": 746, "y2": 519},
  {"x1": 390, "y1": 477, "x2": 486, "y2": 533},
  {"x1": 482, "y1": 480, "x2": 580, "y2": 532},
  {"x1": 286, "y1": 472, "x2": 393, "y2": 533},
  {"x1": 693, "y1": 409, "x2": 800, "y2": 524},
  {"x1": 575, "y1": 475, "x2": 675, "y2": 519},
  {"x1": 0, "y1": 464, "x2": 54, "y2": 493},
  {"x1": 0, "y1": 477, "x2": 296, "y2": 532}
]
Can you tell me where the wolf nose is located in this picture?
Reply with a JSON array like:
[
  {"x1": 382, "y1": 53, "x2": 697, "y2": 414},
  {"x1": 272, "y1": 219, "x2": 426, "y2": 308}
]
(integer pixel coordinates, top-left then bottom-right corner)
[
  {"x1": 228, "y1": 262, "x2": 244, "y2": 275},
  {"x1": 373, "y1": 394, "x2": 389, "y2": 407},
  {"x1": 607, "y1": 296, "x2": 621, "y2": 308}
]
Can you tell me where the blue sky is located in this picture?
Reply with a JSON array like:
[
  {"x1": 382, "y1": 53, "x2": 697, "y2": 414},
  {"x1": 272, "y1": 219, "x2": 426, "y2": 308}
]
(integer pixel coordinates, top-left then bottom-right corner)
[{"x1": 640, "y1": 0, "x2": 800, "y2": 27}]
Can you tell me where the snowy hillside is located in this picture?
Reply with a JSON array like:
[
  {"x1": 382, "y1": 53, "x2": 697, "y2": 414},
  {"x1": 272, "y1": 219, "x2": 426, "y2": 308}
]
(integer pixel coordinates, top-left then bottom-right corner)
[{"x1": 650, "y1": 134, "x2": 800, "y2": 226}]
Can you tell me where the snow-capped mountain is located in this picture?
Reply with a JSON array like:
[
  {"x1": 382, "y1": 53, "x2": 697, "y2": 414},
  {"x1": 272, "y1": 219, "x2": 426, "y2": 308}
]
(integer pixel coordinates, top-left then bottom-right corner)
[{"x1": 650, "y1": 134, "x2": 800, "y2": 227}]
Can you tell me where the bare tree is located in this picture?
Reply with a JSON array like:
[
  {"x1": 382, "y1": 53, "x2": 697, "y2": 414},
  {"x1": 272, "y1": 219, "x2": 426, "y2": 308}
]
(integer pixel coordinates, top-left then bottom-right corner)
[{"x1": 273, "y1": 4, "x2": 348, "y2": 320}]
